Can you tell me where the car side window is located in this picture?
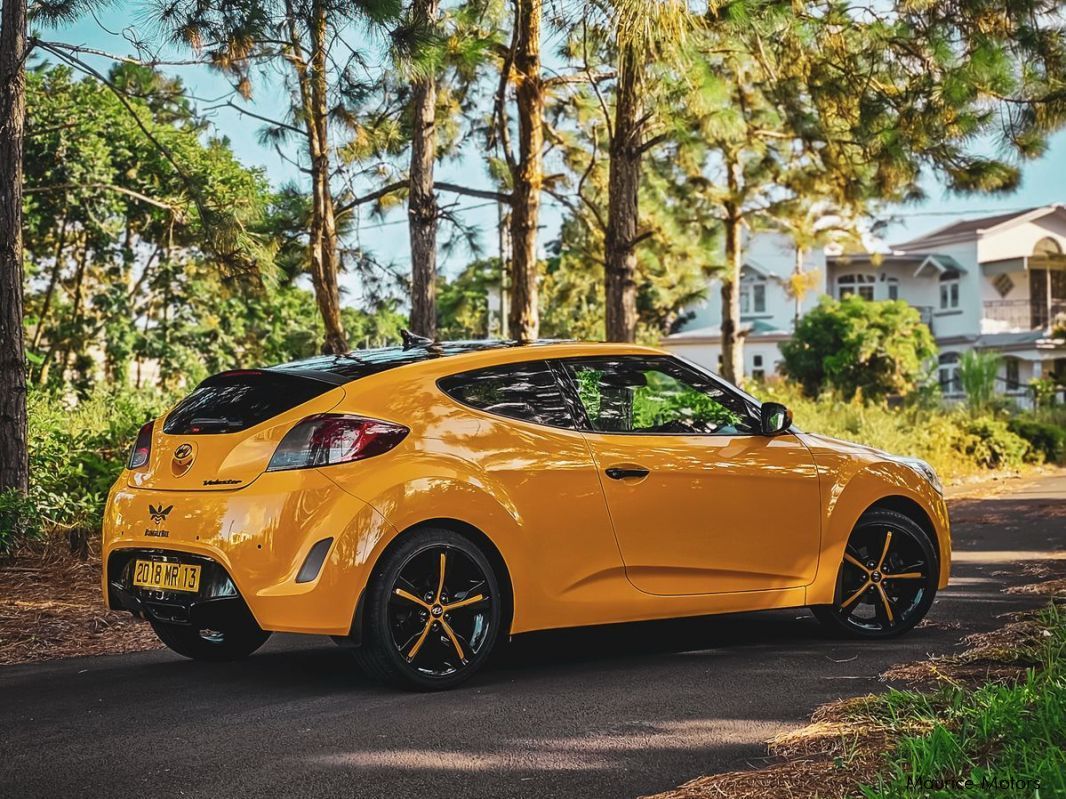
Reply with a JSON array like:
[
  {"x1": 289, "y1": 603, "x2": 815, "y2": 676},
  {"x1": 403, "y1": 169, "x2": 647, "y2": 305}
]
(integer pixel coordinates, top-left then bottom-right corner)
[
  {"x1": 560, "y1": 357, "x2": 757, "y2": 435},
  {"x1": 437, "y1": 360, "x2": 574, "y2": 429}
]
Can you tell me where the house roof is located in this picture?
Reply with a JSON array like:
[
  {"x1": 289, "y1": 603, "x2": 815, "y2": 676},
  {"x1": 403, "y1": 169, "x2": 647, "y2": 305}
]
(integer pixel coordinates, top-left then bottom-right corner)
[
  {"x1": 893, "y1": 205, "x2": 1064, "y2": 251},
  {"x1": 973, "y1": 331, "x2": 1066, "y2": 351},
  {"x1": 665, "y1": 319, "x2": 790, "y2": 343}
]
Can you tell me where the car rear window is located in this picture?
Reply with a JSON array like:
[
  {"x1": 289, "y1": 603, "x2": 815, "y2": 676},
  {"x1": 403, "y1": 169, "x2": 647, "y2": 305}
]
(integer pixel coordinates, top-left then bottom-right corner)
[
  {"x1": 437, "y1": 361, "x2": 574, "y2": 429},
  {"x1": 162, "y1": 371, "x2": 334, "y2": 435}
]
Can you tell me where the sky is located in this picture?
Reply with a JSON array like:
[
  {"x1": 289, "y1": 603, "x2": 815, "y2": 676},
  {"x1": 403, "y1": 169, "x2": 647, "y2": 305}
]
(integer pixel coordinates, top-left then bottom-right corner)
[{"x1": 46, "y1": 6, "x2": 1066, "y2": 300}]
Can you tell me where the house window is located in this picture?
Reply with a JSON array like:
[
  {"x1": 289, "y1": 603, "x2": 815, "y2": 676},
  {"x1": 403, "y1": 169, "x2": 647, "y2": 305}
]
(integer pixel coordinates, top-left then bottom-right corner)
[
  {"x1": 1005, "y1": 357, "x2": 1020, "y2": 391},
  {"x1": 887, "y1": 278, "x2": 899, "y2": 301},
  {"x1": 752, "y1": 354, "x2": 764, "y2": 381},
  {"x1": 938, "y1": 352, "x2": 961, "y2": 394},
  {"x1": 740, "y1": 281, "x2": 767, "y2": 315},
  {"x1": 837, "y1": 274, "x2": 875, "y2": 301},
  {"x1": 939, "y1": 269, "x2": 960, "y2": 310}
]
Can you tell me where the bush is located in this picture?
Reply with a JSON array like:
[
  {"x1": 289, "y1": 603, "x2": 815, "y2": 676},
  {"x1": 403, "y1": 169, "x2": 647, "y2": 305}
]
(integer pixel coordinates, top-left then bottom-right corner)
[
  {"x1": 1009, "y1": 417, "x2": 1066, "y2": 463},
  {"x1": 0, "y1": 387, "x2": 176, "y2": 557},
  {"x1": 954, "y1": 417, "x2": 1033, "y2": 469},
  {"x1": 0, "y1": 489, "x2": 43, "y2": 559},
  {"x1": 756, "y1": 380, "x2": 1033, "y2": 479},
  {"x1": 780, "y1": 296, "x2": 937, "y2": 401}
]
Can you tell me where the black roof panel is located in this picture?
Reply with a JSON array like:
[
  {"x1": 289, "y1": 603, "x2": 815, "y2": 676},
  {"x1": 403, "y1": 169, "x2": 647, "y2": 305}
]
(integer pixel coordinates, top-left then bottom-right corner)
[{"x1": 268, "y1": 340, "x2": 544, "y2": 385}]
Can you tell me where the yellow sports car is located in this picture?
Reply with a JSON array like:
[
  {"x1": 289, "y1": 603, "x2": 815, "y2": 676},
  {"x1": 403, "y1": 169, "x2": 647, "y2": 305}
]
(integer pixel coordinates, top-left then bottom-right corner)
[{"x1": 103, "y1": 337, "x2": 950, "y2": 690}]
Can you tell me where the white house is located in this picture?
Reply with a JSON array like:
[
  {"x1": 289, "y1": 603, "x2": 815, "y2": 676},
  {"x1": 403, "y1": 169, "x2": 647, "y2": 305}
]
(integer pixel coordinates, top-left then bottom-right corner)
[
  {"x1": 663, "y1": 230, "x2": 828, "y2": 379},
  {"x1": 663, "y1": 205, "x2": 1066, "y2": 401}
]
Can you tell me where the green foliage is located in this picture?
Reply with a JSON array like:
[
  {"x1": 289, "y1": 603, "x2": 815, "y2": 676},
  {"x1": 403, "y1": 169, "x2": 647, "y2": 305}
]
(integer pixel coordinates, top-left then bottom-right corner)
[
  {"x1": 953, "y1": 417, "x2": 1033, "y2": 470},
  {"x1": 437, "y1": 258, "x2": 501, "y2": 339},
  {"x1": 860, "y1": 604, "x2": 1066, "y2": 799},
  {"x1": 757, "y1": 381, "x2": 1033, "y2": 479},
  {"x1": 1009, "y1": 417, "x2": 1066, "y2": 464},
  {"x1": 0, "y1": 490, "x2": 41, "y2": 559},
  {"x1": 27, "y1": 387, "x2": 174, "y2": 529},
  {"x1": 1, "y1": 387, "x2": 174, "y2": 557},
  {"x1": 780, "y1": 297, "x2": 937, "y2": 401},
  {"x1": 958, "y1": 351, "x2": 1001, "y2": 414}
]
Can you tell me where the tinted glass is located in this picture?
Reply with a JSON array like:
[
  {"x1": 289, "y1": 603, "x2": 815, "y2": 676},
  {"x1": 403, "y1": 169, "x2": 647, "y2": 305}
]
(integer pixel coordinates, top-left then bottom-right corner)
[
  {"x1": 271, "y1": 341, "x2": 523, "y2": 384},
  {"x1": 438, "y1": 361, "x2": 574, "y2": 428},
  {"x1": 562, "y1": 357, "x2": 756, "y2": 435},
  {"x1": 163, "y1": 372, "x2": 333, "y2": 435}
]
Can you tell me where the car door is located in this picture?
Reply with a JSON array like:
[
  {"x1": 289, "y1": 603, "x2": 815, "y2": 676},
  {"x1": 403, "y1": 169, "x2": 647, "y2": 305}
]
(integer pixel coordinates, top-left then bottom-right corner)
[{"x1": 555, "y1": 355, "x2": 821, "y2": 596}]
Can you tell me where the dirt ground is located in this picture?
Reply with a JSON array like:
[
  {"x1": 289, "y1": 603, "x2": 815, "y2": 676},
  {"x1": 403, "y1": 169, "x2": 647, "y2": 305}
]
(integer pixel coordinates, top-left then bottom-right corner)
[{"x1": 0, "y1": 548, "x2": 159, "y2": 666}]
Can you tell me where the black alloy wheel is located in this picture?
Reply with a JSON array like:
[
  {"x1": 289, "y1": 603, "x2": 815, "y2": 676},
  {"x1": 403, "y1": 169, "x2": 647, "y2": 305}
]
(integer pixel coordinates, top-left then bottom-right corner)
[
  {"x1": 353, "y1": 528, "x2": 501, "y2": 690},
  {"x1": 813, "y1": 508, "x2": 938, "y2": 638}
]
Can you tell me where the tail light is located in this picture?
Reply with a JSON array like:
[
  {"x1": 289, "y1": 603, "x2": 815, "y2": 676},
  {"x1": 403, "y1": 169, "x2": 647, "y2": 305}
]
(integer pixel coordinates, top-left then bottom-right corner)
[
  {"x1": 267, "y1": 414, "x2": 409, "y2": 472},
  {"x1": 128, "y1": 421, "x2": 154, "y2": 469}
]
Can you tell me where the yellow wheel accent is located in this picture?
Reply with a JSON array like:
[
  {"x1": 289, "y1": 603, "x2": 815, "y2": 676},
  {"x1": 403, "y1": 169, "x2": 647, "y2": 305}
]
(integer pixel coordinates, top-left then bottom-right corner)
[
  {"x1": 394, "y1": 588, "x2": 431, "y2": 609},
  {"x1": 878, "y1": 530, "x2": 892, "y2": 569},
  {"x1": 442, "y1": 593, "x2": 485, "y2": 612},
  {"x1": 841, "y1": 581, "x2": 871, "y2": 609},
  {"x1": 843, "y1": 553, "x2": 869, "y2": 573},
  {"x1": 406, "y1": 620, "x2": 434, "y2": 661},
  {"x1": 435, "y1": 552, "x2": 447, "y2": 601},
  {"x1": 440, "y1": 619, "x2": 466, "y2": 663},
  {"x1": 876, "y1": 584, "x2": 895, "y2": 623}
]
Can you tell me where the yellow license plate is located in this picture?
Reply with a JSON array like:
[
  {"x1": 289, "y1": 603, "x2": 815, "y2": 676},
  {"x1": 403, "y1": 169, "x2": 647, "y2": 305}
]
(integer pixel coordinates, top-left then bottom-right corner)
[{"x1": 133, "y1": 560, "x2": 201, "y2": 593}]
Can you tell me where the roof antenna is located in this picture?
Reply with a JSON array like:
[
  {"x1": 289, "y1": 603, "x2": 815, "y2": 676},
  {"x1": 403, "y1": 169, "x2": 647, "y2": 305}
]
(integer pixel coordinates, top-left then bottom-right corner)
[{"x1": 400, "y1": 328, "x2": 434, "y2": 350}]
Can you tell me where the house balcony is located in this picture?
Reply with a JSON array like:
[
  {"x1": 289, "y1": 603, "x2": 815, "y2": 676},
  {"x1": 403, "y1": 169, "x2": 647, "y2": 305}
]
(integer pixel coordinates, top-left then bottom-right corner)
[{"x1": 982, "y1": 299, "x2": 1066, "y2": 333}]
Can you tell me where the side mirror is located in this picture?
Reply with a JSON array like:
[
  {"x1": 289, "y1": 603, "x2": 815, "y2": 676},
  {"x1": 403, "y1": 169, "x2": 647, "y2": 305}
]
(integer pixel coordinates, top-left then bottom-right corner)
[{"x1": 760, "y1": 402, "x2": 793, "y2": 436}]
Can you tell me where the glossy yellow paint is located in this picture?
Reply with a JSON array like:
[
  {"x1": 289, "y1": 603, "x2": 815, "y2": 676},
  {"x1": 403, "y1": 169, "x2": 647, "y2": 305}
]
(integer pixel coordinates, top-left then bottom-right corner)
[{"x1": 102, "y1": 342, "x2": 951, "y2": 639}]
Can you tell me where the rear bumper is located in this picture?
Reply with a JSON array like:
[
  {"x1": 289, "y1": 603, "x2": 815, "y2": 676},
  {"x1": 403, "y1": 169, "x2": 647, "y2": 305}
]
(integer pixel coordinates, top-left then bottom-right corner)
[
  {"x1": 106, "y1": 548, "x2": 259, "y2": 630},
  {"x1": 102, "y1": 469, "x2": 396, "y2": 636}
]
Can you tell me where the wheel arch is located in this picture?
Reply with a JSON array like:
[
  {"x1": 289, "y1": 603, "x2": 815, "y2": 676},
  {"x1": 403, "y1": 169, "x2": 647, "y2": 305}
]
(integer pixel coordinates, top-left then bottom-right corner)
[
  {"x1": 344, "y1": 517, "x2": 516, "y2": 646},
  {"x1": 864, "y1": 495, "x2": 939, "y2": 559},
  {"x1": 808, "y1": 460, "x2": 950, "y2": 604}
]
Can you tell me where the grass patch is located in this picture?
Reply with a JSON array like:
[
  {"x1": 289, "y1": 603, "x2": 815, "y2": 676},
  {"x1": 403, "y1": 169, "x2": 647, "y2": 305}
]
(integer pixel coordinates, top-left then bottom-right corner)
[
  {"x1": 860, "y1": 602, "x2": 1066, "y2": 798},
  {"x1": 646, "y1": 600, "x2": 1066, "y2": 799}
]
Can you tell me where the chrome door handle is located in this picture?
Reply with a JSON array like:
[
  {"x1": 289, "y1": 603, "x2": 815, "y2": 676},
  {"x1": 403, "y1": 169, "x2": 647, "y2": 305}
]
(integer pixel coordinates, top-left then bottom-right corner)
[{"x1": 605, "y1": 466, "x2": 650, "y2": 480}]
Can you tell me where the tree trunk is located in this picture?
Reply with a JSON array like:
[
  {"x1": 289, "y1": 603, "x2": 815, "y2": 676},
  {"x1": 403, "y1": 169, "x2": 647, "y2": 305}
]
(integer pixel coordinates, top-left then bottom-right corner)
[
  {"x1": 604, "y1": 42, "x2": 642, "y2": 342},
  {"x1": 792, "y1": 245, "x2": 804, "y2": 327},
  {"x1": 719, "y1": 212, "x2": 744, "y2": 384},
  {"x1": 0, "y1": 0, "x2": 29, "y2": 492},
  {"x1": 30, "y1": 209, "x2": 69, "y2": 353},
  {"x1": 508, "y1": 0, "x2": 543, "y2": 341},
  {"x1": 303, "y1": 0, "x2": 348, "y2": 355},
  {"x1": 407, "y1": 0, "x2": 439, "y2": 339}
]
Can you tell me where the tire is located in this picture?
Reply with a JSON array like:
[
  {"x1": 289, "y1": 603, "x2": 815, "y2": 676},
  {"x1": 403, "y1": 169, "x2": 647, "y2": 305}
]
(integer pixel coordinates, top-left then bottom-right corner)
[
  {"x1": 812, "y1": 508, "x2": 938, "y2": 639},
  {"x1": 352, "y1": 527, "x2": 502, "y2": 691},
  {"x1": 150, "y1": 616, "x2": 271, "y2": 662}
]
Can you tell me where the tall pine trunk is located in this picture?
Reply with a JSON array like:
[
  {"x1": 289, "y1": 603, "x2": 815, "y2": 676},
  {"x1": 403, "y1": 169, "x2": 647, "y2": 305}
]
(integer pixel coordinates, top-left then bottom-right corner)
[
  {"x1": 719, "y1": 211, "x2": 743, "y2": 384},
  {"x1": 0, "y1": 0, "x2": 28, "y2": 492},
  {"x1": 508, "y1": 0, "x2": 543, "y2": 341},
  {"x1": 604, "y1": 43, "x2": 641, "y2": 342},
  {"x1": 407, "y1": 0, "x2": 439, "y2": 338},
  {"x1": 308, "y1": 0, "x2": 347, "y2": 354}
]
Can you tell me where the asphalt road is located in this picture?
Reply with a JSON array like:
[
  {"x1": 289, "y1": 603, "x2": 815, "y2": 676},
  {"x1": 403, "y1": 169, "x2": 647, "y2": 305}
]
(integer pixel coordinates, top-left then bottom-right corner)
[{"x1": 2, "y1": 473, "x2": 1064, "y2": 799}]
